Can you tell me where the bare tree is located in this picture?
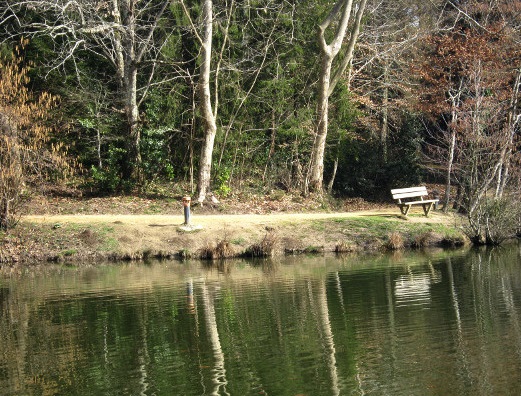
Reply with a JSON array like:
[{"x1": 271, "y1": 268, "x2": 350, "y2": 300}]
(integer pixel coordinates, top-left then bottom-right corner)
[
  {"x1": 352, "y1": 0, "x2": 444, "y2": 157},
  {"x1": 180, "y1": 0, "x2": 230, "y2": 203},
  {"x1": 182, "y1": 0, "x2": 288, "y2": 202},
  {"x1": 2, "y1": 0, "x2": 172, "y2": 183},
  {"x1": 419, "y1": 33, "x2": 519, "y2": 242},
  {"x1": 184, "y1": 0, "x2": 219, "y2": 203},
  {"x1": 496, "y1": 67, "x2": 521, "y2": 198},
  {"x1": 309, "y1": 0, "x2": 367, "y2": 193}
]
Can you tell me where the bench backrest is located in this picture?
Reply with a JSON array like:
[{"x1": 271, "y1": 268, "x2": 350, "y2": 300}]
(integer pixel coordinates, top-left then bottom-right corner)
[{"x1": 391, "y1": 186, "x2": 428, "y2": 201}]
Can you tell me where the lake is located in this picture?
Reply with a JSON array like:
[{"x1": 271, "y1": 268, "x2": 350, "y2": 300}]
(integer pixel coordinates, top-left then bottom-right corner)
[{"x1": 1, "y1": 246, "x2": 521, "y2": 395}]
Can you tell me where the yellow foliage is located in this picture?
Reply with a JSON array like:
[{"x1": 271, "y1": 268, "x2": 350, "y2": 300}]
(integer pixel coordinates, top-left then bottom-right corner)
[{"x1": 0, "y1": 40, "x2": 70, "y2": 229}]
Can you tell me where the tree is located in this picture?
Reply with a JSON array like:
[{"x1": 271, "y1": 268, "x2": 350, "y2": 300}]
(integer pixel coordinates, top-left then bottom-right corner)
[
  {"x1": 3, "y1": 0, "x2": 172, "y2": 185},
  {"x1": 0, "y1": 42, "x2": 70, "y2": 229},
  {"x1": 415, "y1": 12, "x2": 521, "y2": 242},
  {"x1": 415, "y1": 0, "x2": 521, "y2": 212},
  {"x1": 180, "y1": 0, "x2": 294, "y2": 201},
  {"x1": 327, "y1": 0, "x2": 441, "y2": 196},
  {"x1": 309, "y1": 0, "x2": 367, "y2": 193},
  {"x1": 180, "y1": 0, "x2": 219, "y2": 203},
  {"x1": 352, "y1": 0, "x2": 443, "y2": 160}
]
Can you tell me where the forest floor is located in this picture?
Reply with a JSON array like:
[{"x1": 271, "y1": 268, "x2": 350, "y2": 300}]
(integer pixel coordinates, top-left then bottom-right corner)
[{"x1": 0, "y1": 190, "x2": 468, "y2": 266}]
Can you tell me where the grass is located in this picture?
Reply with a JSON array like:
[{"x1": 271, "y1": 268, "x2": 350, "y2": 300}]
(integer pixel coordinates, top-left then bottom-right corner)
[
  {"x1": 244, "y1": 233, "x2": 278, "y2": 257},
  {"x1": 330, "y1": 216, "x2": 396, "y2": 237},
  {"x1": 2, "y1": 211, "x2": 468, "y2": 264},
  {"x1": 386, "y1": 232, "x2": 404, "y2": 250},
  {"x1": 144, "y1": 204, "x2": 162, "y2": 214},
  {"x1": 303, "y1": 246, "x2": 324, "y2": 254},
  {"x1": 89, "y1": 224, "x2": 117, "y2": 250},
  {"x1": 317, "y1": 215, "x2": 466, "y2": 249},
  {"x1": 231, "y1": 237, "x2": 246, "y2": 245},
  {"x1": 101, "y1": 237, "x2": 119, "y2": 252}
]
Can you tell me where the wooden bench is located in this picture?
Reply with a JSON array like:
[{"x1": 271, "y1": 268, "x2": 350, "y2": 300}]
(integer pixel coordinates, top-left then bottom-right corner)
[{"x1": 391, "y1": 186, "x2": 439, "y2": 216}]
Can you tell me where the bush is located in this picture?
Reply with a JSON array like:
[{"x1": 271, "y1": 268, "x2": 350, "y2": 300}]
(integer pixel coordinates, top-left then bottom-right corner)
[
  {"x1": 386, "y1": 232, "x2": 404, "y2": 250},
  {"x1": 88, "y1": 146, "x2": 133, "y2": 194},
  {"x1": 245, "y1": 232, "x2": 278, "y2": 257},
  {"x1": 464, "y1": 195, "x2": 521, "y2": 245},
  {"x1": 0, "y1": 42, "x2": 70, "y2": 229}
]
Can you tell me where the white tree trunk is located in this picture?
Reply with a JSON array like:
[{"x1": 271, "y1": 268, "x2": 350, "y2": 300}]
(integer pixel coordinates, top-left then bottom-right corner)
[
  {"x1": 443, "y1": 83, "x2": 463, "y2": 211},
  {"x1": 309, "y1": 0, "x2": 367, "y2": 192},
  {"x1": 116, "y1": 0, "x2": 142, "y2": 182},
  {"x1": 381, "y1": 64, "x2": 389, "y2": 163},
  {"x1": 125, "y1": 66, "x2": 142, "y2": 182},
  {"x1": 496, "y1": 68, "x2": 521, "y2": 198},
  {"x1": 443, "y1": 128, "x2": 456, "y2": 211},
  {"x1": 310, "y1": 55, "x2": 334, "y2": 192},
  {"x1": 196, "y1": 0, "x2": 218, "y2": 203}
]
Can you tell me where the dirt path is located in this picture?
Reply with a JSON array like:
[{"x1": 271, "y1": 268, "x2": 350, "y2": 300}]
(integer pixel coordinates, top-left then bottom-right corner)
[{"x1": 23, "y1": 208, "x2": 447, "y2": 226}]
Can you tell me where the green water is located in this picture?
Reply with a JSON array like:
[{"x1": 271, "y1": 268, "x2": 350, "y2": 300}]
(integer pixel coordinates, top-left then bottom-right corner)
[{"x1": 1, "y1": 246, "x2": 521, "y2": 395}]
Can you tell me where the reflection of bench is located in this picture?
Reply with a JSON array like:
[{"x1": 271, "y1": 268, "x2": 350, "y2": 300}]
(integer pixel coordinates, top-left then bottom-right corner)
[{"x1": 391, "y1": 186, "x2": 439, "y2": 216}]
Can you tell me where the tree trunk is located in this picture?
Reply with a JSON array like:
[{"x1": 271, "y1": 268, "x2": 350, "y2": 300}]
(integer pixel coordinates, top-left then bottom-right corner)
[
  {"x1": 0, "y1": 118, "x2": 22, "y2": 230},
  {"x1": 310, "y1": 55, "x2": 334, "y2": 192},
  {"x1": 381, "y1": 64, "x2": 389, "y2": 163},
  {"x1": 443, "y1": 85, "x2": 462, "y2": 211},
  {"x1": 124, "y1": 66, "x2": 142, "y2": 183},
  {"x1": 263, "y1": 111, "x2": 277, "y2": 182},
  {"x1": 309, "y1": 0, "x2": 367, "y2": 193},
  {"x1": 196, "y1": 0, "x2": 217, "y2": 203},
  {"x1": 115, "y1": 0, "x2": 142, "y2": 184},
  {"x1": 326, "y1": 157, "x2": 338, "y2": 193},
  {"x1": 443, "y1": 128, "x2": 456, "y2": 211},
  {"x1": 496, "y1": 68, "x2": 520, "y2": 198}
]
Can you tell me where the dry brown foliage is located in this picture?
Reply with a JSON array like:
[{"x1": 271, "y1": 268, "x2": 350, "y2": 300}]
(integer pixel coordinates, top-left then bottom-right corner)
[
  {"x1": 386, "y1": 231, "x2": 404, "y2": 250},
  {"x1": 198, "y1": 239, "x2": 235, "y2": 260},
  {"x1": 246, "y1": 232, "x2": 278, "y2": 257},
  {"x1": 0, "y1": 40, "x2": 71, "y2": 229}
]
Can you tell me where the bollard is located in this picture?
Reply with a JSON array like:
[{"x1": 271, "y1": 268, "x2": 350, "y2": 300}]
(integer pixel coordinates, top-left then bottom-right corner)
[
  {"x1": 179, "y1": 195, "x2": 201, "y2": 231},
  {"x1": 182, "y1": 196, "x2": 191, "y2": 225}
]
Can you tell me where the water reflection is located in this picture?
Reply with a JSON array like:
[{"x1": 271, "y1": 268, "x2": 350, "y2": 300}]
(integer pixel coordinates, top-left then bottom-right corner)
[
  {"x1": 394, "y1": 265, "x2": 442, "y2": 308},
  {"x1": 316, "y1": 279, "x2": 340, "y2": 396},
  {"x1": 1, "y1": 247, "x2": 521, "y2": 395},
  {"x1": 201, "y1": 282, "x2": 229, "y2": 395}
]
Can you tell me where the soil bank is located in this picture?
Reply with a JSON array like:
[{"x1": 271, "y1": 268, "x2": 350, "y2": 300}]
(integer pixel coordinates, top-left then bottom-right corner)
[{"x1": 1, "y1": 208, "x2": 467, "y2": 265}]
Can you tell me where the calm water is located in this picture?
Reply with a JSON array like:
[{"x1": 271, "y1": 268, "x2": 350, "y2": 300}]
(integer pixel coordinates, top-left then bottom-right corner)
[{"x1": 2, "y1": 246, "x2": 521, "y2": 395}]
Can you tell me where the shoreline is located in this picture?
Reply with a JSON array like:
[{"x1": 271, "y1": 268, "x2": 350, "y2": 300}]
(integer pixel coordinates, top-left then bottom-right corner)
[{"x1": 1, "y1": 210, "x2": 468, "y2": 265}]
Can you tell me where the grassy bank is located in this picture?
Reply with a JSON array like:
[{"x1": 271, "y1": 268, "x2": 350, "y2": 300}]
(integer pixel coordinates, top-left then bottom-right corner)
[{"x1": 0, "y1": 210, "x2": 468, "y2": 265}]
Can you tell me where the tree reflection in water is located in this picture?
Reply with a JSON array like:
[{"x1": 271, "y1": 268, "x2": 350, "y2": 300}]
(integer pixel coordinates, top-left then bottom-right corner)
[{"x1": 2, "y1": 248, "x2": 521, "y2": 395}]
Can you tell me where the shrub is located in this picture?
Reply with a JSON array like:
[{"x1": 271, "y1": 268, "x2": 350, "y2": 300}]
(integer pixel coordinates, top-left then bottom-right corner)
[
  {"x1": 335, "y1": 241, "x2": 355, "y2": 253},
  {"x1": 198, "y1": 239, "x2": 235, "y2": 260},
  {"x1": 464, "y1": 195, "x2": 521, "y2": 245},
  {"x1": 0, "y1": 41, "x2": 70, "y2": 229},
  {"x1": 245, "y1": 232, "x2": 278, "y2": 257},
  {"x1": 386, "y1": 232, "x2": 404, "y2": 250}
]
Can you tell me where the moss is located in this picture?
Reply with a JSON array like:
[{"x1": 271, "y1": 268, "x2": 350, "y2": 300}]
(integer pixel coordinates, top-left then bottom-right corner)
[
  {"x1": 61, "y1": 249, "x2": 78, "y2": 257},
  {"x1": 303, "y1": 246, "x2": 324, "y2": 254}
]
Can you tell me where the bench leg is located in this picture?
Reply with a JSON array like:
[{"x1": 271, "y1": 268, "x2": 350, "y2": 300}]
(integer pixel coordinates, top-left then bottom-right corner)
[
  {"x1": 422, "y1": 202, "x2": 433, "y2": 217},
  {"x1": 400, "y1": 205, "x2": 410, "y2": 216}
]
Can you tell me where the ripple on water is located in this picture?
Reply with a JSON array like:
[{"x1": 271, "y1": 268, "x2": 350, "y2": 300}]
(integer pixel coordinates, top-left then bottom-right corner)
[{"x1": 3, "y1": 250, "x2": 521, "y2": 395}]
